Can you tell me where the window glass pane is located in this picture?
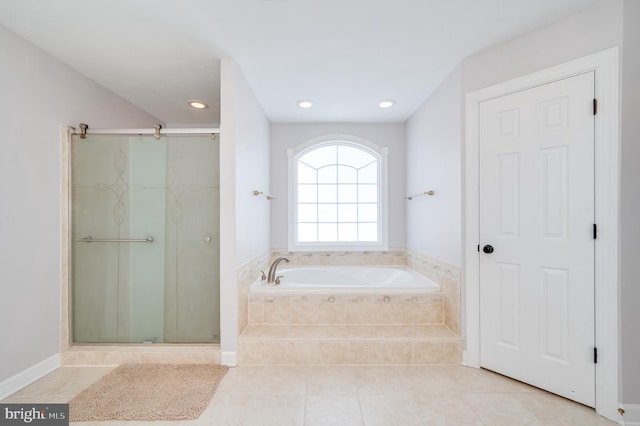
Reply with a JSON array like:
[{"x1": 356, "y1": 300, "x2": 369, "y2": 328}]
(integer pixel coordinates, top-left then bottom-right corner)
[
  {"x1": 358, "y1": 184, "x2": 377, "y2": 202},
  {"x1": 298, "y1": 184, "x2": 317, "y2": 203},
  {"x1": 298, "y1": 223, "x2": 317, "y2": 242},
  {"x1": 358, "y1": 203, "x2": 378, "y2": 222},
  {"x1": 358, "y1": 223, "x2": 378, "y2": 241},
  {"x1": 337, "y1": 165, "x2": 357, "y2": 183},
  {"x1": 318, "y1": 223, "x2": 338, "y2": 241},
  {"x1": 338, "y1": 223, "x2": 357, "y2": 241},
  {"x1": 297, "y1": 161, "x2": 317, "y2": 183},
  {"x1": 298, "y1": 204, "x2": 317, "y2": 222},
  {"x1": 318, "y1": 204, "x2": 337, "y2": 222},
  {"x1": 338, "y1": 204, "x2": 357, "y2": 222},
  {"x1": 299, "y1": 146, "x2": 336, "y2": 169},
  {"x1": 337, "y1": 184, "x2": 357, "y2": 203},
  {"x1": 358, "y1": 162, "x2": 378, "y2": 183},
  {"x1": 338, "y1": 145, "x2": 376, "y2": 169},
  {"x1": 318, "y1": 165, "x2": 337, "y2": 184},
  {"x1": 318, "y1": 184, "x2": 337, "y2": 203},
  {"x1": 294, "y1": 142, "x2": 383, "y2": 248}
]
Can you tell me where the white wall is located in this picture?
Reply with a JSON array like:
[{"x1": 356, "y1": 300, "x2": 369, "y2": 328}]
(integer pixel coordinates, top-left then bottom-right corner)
[
  {"x1": 405, "y1": 65, "x2": 462, "y2": 266},
  {"x1": 219, "y1": 59, "x2": 270, "y2": 363},
  {"x1": 234, "y1": 78, "x2": 271, "y2": 266},
  {"x1": 0, "y1": 25, "x2": 158, "y2": 384},
  {"x1": 620, "y1": 0, "x2": 640, "y2": 406},
  {"x1": 460, "y1": 0, "x2": 622, "y2": 94},
  {"x1": 270, "y1": 123, "x2": 405, "y2": 249}
]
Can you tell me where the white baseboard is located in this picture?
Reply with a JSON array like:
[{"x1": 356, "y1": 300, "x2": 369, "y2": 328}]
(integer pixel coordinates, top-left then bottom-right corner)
[
  {"x1": 620, "y1": 404, "x2": 640, "y2": 425},
  {"x1": 462, "y1": 351, "x2": 480, "y2": 368},
  {"x1": 0, "y1": 354, "x2": 60, "y2": 400},
  {"x1": 220, "y1": 351, "x2": 237, "y2": 367}
]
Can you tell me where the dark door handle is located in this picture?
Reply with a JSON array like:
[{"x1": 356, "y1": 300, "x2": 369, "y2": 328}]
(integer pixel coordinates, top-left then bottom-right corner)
[{"x1": 483, "y1": 245, "x2": 494, "y2": 254}]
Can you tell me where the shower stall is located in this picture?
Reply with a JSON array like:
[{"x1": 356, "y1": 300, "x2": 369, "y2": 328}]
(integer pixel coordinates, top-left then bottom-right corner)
[{"x1": 68, "y1": 127, "x2": 220, "y2": 344}]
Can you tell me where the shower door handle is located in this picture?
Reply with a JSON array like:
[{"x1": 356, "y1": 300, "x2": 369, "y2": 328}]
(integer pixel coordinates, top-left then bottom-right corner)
[{"x1": 77, "y1": 236, "x2": 154, "y2": 243}]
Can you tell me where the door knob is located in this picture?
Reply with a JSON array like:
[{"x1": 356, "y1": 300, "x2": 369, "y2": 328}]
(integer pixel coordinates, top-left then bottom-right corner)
[{"x1": 483, "y1": 245, "x2": 494, "y2": 254}]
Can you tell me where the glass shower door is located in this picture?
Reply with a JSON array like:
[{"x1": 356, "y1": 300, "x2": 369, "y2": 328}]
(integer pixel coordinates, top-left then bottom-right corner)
[
  {"x1": 72, "y1": 133, "x2": 219, "y2": 343},
  {"x1": 163, "y1": 135, "x2": 220, "y2": 343}
]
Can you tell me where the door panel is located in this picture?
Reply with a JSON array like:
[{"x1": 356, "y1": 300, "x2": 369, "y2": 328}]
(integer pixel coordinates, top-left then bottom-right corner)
[
  {"x1": 496, "y1": 262, "x2": 520, "y2": 349},
  {"x1": 479, "y1": 72, "x2": 595, "y2": 406}
]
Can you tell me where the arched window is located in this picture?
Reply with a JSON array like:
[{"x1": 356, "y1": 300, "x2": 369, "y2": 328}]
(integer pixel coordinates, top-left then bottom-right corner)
[{"x1": 288, "y1": 138, "x2": 388, "y2": 251}]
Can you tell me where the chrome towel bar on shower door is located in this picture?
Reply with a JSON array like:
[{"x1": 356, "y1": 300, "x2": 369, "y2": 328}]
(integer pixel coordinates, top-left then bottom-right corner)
[{"x1": 77, "y1": 236, "x2": 154, "y2": 243}]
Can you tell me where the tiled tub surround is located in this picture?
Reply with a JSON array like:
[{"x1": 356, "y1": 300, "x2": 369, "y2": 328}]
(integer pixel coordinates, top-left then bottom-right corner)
[
  {"x1": 241, "y1": 294, "x2": 460, "y2": 365},
  {"x1": 237, "y1": 251, "x2": 271, "y2": 334},
  {"x1": 239, "y1": 250, "x2": 462, "y2": 365},
  {"x1": 266, "y1": 249, "x2": 461, "y2": 334},
  {"x1": 248, "y1": 294, "x2": 445, "y2": 326},
  {"x1": 405, "y1": 250, "x2": 461, "y2": 334}
]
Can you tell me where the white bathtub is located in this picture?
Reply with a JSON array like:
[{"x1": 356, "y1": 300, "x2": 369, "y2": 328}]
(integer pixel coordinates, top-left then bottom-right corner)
[{"x1": 250, "y1": 265, "x2": 439, "y2": 294}]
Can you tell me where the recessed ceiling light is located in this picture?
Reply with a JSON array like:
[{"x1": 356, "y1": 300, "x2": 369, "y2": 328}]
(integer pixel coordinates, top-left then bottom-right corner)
[
  {"x1": 297, "y1": 100, "x2": 313, "y2": 109},
  {"x1": 189, "y1": 100, "x2": 208, "y2": 109},
  {"x1": 379, "y1": 99, "x2": 396, "y2": 108}
]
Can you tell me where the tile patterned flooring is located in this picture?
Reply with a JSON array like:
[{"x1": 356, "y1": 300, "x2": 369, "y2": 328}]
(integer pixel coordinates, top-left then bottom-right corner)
[{"x1": 2, "y1": 365, "x2": 614, "y2": 425}]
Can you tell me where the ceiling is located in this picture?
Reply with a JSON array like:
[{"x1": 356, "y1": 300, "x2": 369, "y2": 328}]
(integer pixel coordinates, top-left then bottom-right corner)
[{"x1": 0, "y1": 0, "x2": 599, "y2": 125}]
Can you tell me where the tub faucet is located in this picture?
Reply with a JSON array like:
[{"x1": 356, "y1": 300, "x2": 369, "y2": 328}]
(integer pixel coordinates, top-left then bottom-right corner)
[{"x1": 267, "y1": 256, "x2": 290, "y2": 283}]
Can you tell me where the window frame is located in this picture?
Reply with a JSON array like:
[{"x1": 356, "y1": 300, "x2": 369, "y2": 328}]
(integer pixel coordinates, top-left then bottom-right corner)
[{"x1": 287, "y1": 135, "x2": 389, "y2": 252}]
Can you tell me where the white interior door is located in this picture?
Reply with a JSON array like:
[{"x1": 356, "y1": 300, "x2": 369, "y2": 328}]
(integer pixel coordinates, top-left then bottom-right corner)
[{"x1": 479, "y1": 72, "x2": 595, "y2": 406}]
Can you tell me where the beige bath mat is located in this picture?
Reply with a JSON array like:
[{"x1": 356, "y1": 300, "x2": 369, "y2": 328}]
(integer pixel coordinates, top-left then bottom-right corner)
[{"x1": 69, "y1": 363, "x2": 228, "y2": 421}]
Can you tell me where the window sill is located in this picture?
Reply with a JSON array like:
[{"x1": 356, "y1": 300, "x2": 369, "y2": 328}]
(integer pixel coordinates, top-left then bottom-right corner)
[{"x1": 287, "y1": 243, "x2": 389, "y2": 253}]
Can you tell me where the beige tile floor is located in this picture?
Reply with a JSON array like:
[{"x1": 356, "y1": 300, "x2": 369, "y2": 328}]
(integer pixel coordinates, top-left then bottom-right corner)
[{"x1": 2, "y1": 365, "x2": 614, "y2": 425}]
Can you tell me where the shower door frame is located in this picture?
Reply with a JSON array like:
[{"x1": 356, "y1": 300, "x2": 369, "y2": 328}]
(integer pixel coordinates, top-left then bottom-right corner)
[{"x1": 60, "y1": 125, "x2": 220, "y2": 349}]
